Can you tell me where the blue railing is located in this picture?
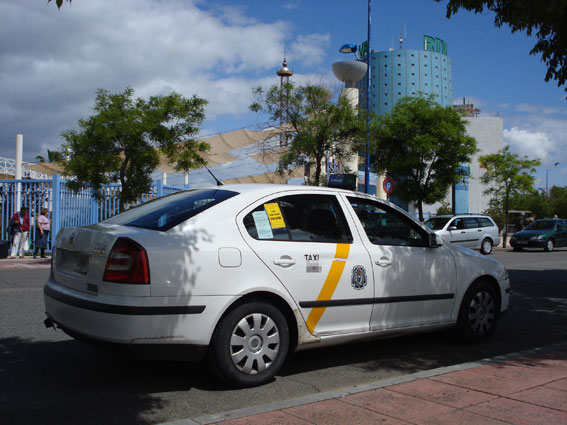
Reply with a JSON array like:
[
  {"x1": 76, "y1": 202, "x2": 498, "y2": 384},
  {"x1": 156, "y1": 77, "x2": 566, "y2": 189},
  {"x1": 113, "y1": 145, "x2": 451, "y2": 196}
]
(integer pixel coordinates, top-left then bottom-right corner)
[{"x1": 0, "y1": 175, "x2": 183, "y2": 252}]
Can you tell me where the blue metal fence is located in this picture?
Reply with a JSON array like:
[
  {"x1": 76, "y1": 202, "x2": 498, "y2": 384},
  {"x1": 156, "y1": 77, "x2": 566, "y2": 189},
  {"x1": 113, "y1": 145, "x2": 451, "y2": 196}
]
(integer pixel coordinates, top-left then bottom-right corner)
[{"x1": 1, "y1": 175, "x2": 182, "y2": 252}]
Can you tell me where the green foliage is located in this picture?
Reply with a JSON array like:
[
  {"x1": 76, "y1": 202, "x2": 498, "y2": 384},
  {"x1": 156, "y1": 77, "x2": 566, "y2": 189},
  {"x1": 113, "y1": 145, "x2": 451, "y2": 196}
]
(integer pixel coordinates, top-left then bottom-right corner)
[
  {"x1": 250, "y1": 82, "x2": 366, "y2": 186},
  {"x1": 549, "y1": 186, "x2": 567, "y2": 217},
  {"x1": 509, "y1": 192, "x2": 552, "y2": 219},
  {"x1": 59, "y1": 87, "x2": 209, "y2": 211},
  {"x1": 437, "y1": 0, "x2": 567, "y2": 95},
  {"x1": 436, "y1": 199, "x2": 452, "y2": 216},
  {"x1": 48, "y1": 0, "x2": 70, "y2": 9},
  {"x1": 370, "y1": 95, "x2": 477, "y2": 221},
  {"x1": 479, "y1": 146, "x2": 540, "y2": 232},
  {"x1": 35, "y1": 150, "x2": 64, "y2": 163},
  {"x1": 482, "y1": 198, "x2": 506, "y2": 231},
  {"x1": 508, "y1": 186, "x2": 567, "y2": 219}
]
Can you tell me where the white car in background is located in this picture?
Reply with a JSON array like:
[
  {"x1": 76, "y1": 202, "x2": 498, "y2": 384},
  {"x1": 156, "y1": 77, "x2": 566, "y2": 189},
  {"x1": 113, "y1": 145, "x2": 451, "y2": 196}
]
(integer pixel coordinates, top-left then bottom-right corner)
[
  {"x1": 44, "y1": 185, "x2": 510, "y2": 387},
  {"x1": 424, "y1": 214, "x2": 501, "y2": 255}
]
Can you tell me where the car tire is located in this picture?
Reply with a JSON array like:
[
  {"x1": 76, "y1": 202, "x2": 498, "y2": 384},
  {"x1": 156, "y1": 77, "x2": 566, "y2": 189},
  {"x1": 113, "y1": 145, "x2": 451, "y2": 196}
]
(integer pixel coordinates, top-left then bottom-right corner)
[
  {"x1": 544, "y1": 238, "x2": 554, "y2": 252},
  {"x1": 455, "y1": 280, "x2": 499, "y2": 343},
  {"x1": 207, "y1": 300, "x2": 289, "y2": 388},
  {"x1": 480, "y1": 238, "x2": 493, "y2": 255}
]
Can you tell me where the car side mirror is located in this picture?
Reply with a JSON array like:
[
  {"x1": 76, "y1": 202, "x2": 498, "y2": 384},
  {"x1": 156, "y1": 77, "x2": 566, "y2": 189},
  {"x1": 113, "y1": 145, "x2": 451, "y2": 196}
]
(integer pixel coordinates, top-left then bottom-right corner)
[
  {"x1": 448, "y1": 226, "x2": 457, "y2": 231},
  {"x1": 429, "y1": 233, "x2": 443, "y2": 248}
]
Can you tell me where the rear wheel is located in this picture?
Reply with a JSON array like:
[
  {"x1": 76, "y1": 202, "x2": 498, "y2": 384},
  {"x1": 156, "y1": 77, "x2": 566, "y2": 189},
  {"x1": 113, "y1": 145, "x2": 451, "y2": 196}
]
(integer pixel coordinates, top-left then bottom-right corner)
[
  {"x1": 455, "y1": 280, "x2": 499, "y2": 343},
  {"x1": 544, "y1": 238, "x2": 554, "y2": 252},
  {"x1": 480, "y1": 238, "x2": 493, "y2": 255},
  {"x1": 207, "y1": 301, "x2": 289, "y2": 388}
]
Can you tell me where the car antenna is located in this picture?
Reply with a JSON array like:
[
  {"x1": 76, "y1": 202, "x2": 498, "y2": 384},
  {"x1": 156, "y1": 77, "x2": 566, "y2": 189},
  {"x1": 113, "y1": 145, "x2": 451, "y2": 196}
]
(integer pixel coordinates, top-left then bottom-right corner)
[{"x1": 205, "y1": 166, "x2": 224, "y2": 186}]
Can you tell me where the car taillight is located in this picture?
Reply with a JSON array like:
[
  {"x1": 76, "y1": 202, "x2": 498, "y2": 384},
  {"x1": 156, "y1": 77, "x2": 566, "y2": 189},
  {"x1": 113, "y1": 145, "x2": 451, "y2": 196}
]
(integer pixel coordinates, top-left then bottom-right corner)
[{"x1": 103, "y1": 238, "x2": 150, "y2": 284}]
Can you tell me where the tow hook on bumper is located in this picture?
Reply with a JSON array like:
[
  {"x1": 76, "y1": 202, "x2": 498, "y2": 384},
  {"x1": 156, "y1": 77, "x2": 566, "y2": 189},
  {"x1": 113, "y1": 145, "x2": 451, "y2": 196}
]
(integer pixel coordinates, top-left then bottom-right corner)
[{"x1": 44, "y1": 315, "x2": 56, "y2": 329}]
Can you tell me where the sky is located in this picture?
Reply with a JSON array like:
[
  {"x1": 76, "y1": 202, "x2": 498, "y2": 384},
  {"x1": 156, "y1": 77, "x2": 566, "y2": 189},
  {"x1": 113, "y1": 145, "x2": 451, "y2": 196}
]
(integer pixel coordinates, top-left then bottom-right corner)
[{"x1": 1, "y1": 0, "x2": 566, "y2": 190}]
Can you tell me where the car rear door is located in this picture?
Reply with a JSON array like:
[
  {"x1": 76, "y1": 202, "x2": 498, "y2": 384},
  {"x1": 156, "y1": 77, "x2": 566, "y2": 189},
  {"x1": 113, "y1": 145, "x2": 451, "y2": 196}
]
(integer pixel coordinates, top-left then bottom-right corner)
[
  {"x1": 344, "y1": 196, "x2": 457, "y2": 330},
  {"x1": 238, "y1": 191, "x2": 374, "y2": 336},
  {"x1": 463, "y1": 217, "x2": 482, "y2": 248}
]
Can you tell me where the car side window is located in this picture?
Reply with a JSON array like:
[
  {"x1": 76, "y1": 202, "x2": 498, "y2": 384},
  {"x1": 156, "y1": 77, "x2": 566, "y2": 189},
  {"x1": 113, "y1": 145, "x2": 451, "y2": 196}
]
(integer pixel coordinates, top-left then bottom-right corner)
[
  {"x1": 347, "y1": 197, "x2": 426, "y2": 247},
  {"x1": 463, "y1": 217, "x2": 480, "y2": 229},
  {"x1": 450, "y1": 218, "x2": 464, "y2": 229},
  {"x1": 478, "y1": 217, "x2": 494, "y2": 227},
  {"x1": 243, "y1": 194, "x2": 353, "y2": 243}
]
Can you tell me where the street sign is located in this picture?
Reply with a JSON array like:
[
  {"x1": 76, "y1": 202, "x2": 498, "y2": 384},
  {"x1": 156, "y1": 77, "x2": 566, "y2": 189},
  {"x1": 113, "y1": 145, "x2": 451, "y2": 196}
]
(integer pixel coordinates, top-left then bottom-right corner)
[{"x1": 383, "y1": 177, "x2": 394, "y2": 194}]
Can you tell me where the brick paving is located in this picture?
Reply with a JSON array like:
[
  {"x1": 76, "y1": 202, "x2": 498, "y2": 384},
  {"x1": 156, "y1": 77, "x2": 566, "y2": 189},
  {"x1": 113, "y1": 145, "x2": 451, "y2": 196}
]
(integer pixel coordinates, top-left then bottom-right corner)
[{"x1": 189, "y1": 343, "x2": 567, "y2": 425}]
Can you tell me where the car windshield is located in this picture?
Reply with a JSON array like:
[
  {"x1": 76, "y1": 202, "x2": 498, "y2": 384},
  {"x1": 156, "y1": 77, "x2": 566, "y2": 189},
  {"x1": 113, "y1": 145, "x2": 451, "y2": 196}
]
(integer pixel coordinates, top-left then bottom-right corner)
[
  {"x1": 525, "y1": 220, "x2": 556, "y2": 231},
  {"x1": 424, "y1": 217, "x2": 451, "y2": 230},
  {"x1": 104, "y1": 189, "x2": 238, "y2": 231}
]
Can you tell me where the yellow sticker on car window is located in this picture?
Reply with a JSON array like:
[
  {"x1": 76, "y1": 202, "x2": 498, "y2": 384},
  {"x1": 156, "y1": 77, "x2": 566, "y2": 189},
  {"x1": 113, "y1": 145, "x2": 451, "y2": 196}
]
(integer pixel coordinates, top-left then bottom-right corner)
[{"x1": 264, "y1": 203, "x2": 286, "y2": 229}]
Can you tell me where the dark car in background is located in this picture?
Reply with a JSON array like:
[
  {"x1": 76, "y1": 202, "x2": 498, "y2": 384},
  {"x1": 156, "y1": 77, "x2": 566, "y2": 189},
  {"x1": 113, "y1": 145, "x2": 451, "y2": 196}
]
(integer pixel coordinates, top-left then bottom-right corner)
[{"x1": 510, "y1": 219, "x2": 567, "y2": 252}]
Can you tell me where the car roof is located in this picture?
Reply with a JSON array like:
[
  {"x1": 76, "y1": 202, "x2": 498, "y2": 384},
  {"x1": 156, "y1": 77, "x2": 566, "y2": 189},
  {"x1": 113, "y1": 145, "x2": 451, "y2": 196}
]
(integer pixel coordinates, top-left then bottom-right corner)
[
  {"x1": 192, "y1": 183, "x2": 389, "y2": 202},
  {"x1": 429, "y1": 214, "x2": 488, "y2": 219}
]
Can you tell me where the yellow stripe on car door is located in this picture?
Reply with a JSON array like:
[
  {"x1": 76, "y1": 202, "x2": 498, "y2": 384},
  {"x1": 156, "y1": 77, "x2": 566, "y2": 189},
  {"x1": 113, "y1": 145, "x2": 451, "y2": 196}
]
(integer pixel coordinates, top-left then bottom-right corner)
[{"x1": 305, "y1": 243, "x2": 350, "y2": 333}]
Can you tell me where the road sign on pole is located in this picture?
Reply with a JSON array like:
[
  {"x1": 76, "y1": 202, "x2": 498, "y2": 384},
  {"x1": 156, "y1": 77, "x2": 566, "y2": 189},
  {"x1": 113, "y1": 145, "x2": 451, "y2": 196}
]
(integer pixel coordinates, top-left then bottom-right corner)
[{"x1": 383, "y1": 177, "x2": 394, "y2": 194}]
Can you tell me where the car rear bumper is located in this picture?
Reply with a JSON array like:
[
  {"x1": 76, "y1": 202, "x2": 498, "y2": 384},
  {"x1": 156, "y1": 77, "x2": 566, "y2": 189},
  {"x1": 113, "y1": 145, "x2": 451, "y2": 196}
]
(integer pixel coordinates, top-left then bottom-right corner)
[{"x1": 43, "y1": 280, "x2": 232, "y2": 359}]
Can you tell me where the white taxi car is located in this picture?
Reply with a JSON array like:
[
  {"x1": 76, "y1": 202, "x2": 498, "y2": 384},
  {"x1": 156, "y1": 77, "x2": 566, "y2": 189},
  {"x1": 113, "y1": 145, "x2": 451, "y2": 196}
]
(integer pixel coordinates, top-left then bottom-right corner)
[{"x1": 44, "y1": 184, "x2": 510, "y2": 387}]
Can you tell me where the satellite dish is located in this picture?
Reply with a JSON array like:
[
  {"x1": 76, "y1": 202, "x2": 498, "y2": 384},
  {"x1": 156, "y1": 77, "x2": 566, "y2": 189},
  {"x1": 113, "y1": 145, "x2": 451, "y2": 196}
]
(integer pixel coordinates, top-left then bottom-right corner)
[{"x1": 332, "y1": 61, "x2": 367, "y2": 83}]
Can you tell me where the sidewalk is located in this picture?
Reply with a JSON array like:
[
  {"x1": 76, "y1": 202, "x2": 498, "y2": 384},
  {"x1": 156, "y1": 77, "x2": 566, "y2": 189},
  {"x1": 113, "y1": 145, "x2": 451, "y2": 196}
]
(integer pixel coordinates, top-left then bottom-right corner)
[
  {"x1": 170, "y1": 342, "x2": 567, "y2": 425},
  {"x1": 0, "y1": 256, "x2": 51, "y2": 269}
]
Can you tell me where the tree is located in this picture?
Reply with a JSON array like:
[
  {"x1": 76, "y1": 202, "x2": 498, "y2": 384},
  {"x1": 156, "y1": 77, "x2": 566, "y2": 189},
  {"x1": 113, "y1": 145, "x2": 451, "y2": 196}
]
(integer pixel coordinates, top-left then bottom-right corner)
[
  {"x1": 370, "y1": 95, "x2": 477, "y2": 221},
  {"x1": 59, "y1": 87, "x2": 209, "y2": 211},
  {"x1": 436, "y1": 199, "x2": 453, "y2": 216},
  {"x1": 436, "y1": 0, "x2": 567, "y2": 95},
  {"x1": 250, "y1": 82, "x2": 366, "y2": 186},
  {"x1": 35, "y1": 150, "x2": 64, "y2": 163},
  {"x1": 48, "y1": 0, "x2": 71, "y2": 9},
  {"x1": 479, "y1": 146, "x2": 541, "y2": 245},
  {"x1": 549, "y1": 185, "x2": 567, "y2": 217}
]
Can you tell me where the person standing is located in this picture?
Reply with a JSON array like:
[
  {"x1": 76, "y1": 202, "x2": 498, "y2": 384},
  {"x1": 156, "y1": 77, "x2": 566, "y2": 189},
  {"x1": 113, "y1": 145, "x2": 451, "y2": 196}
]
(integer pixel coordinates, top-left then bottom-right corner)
[
  {"x1": 10, "y1": 207, "x2": 30, "y2": 259},
  {"x1": 526, "y1": 213, "x2": 536, "y2": 225},
  {"x1": 33, "y1": 208, "x2": 51, "y2": 259}
]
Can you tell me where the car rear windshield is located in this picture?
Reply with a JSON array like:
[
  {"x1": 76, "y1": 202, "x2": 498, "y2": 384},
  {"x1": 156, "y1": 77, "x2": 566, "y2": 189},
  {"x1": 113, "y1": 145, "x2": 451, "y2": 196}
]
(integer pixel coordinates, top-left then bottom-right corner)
[
  {"x1": 104, "y1": 189, "x2": 239, "y2": 231},
  {"x1": 424, "y1": 217, "x2": 450, "y2": 230}
]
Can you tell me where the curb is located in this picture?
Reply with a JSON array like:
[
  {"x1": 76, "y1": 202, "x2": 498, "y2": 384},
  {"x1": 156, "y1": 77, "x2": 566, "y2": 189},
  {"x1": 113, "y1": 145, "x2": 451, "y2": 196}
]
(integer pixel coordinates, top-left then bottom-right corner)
[{"x1": 157, "y1": 341, "x2": 567, "y2": 425}]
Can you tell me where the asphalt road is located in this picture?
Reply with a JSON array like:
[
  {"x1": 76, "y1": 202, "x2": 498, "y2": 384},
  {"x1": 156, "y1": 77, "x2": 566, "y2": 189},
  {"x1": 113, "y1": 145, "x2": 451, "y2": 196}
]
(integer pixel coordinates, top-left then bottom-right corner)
[{"x1": 1, "y1": 248, "x2": 566, "y2": 425}]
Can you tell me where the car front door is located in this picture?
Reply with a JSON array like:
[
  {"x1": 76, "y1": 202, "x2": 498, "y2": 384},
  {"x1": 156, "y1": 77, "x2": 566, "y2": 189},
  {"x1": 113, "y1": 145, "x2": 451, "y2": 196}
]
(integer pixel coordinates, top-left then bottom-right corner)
[
  {"x1": 238, "y1": 192, "x2": 374, "y2": 336},
  {"x1": 557, "y1": 221, "x2": 567, "y2": 247},
  {"x1": 344, "y1": 196, "x2": 457, "y2": 330},
  {"x1": 445, "y1": 217, "x2": 467, "y2": 245}
]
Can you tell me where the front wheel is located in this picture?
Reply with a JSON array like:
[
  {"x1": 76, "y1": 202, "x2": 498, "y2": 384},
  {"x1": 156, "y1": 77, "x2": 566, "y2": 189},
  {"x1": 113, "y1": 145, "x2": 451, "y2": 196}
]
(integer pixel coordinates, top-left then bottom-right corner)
[
  {"x1": 207, "y1": 301, "x2": 289, "y2": 388},
  {"x1": 544, "y1": 239, "x2": 554, "y2": 252},
  {"x1": 455, "y1": 280, "x2": 499, "y2": 343},
  {"x1": 480, "y1": 238, "x2": 493, "y2": 255}
]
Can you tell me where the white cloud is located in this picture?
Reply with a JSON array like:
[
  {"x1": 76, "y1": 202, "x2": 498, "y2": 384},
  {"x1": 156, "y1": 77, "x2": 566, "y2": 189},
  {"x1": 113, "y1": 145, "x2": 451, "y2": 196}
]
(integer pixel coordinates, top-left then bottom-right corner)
[
  {"x1": 290, "y1": 33, "x2": 331, "y2": 65},
  {"x1": 503, "y1": 128, "x2": 556, "y2": 164},
  {"x1": 0, "y1": 0, "x2": 330, "y2": 161}
]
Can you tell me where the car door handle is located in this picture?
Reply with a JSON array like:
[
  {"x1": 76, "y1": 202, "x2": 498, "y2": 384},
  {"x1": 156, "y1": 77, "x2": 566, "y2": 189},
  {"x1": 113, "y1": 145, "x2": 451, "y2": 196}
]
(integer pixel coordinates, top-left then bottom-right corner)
[
  {"x1": 375, "y1": 257, "x2": 392, "y2": 267},
  {"x1": 273, "y1": 256, "x2": 296, "y2": 268},
  {"x1": 460, "y1": 231, "x2": 466, "y2": 234},
  {"x1": 478, "y1": 229, "x2": 482, "y2": 232}
]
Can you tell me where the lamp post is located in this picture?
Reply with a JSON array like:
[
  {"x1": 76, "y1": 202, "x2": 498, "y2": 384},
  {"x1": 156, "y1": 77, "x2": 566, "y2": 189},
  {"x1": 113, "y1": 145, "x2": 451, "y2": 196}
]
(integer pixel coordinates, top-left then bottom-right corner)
[
  {"x1": 365, "y1": 0, "x2": 371, "y2": 195},
  {"x1": 338, "y1": 1, "x2": 372, "y2": 193},
  {"x1": 546, "y1": 162, "x2": 560, "y2": 197}
]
